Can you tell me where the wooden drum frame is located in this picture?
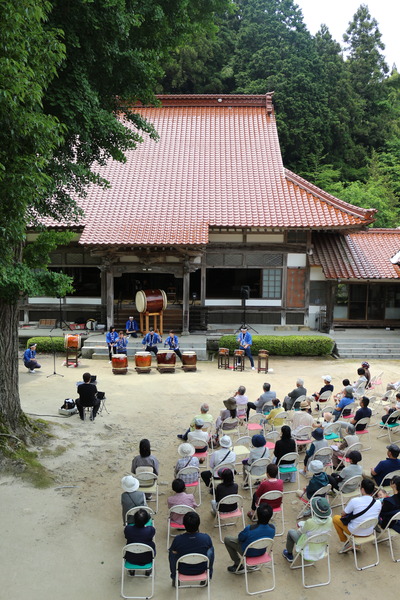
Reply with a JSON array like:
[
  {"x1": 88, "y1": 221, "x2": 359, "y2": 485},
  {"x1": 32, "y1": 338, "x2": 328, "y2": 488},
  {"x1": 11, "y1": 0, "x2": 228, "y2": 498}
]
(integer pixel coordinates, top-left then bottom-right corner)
[
  {"x1": 112, "y1": 353, "x2": 128, "y2": 375},
  {"x1": 135, "y1": 351, "x2": 152, "y2": 374},
  {"x1": 182, "y1": 351, "x2": 197, "y2": 372},
  {"x1": 156, "y1": 350, "x2": 176, "y2": 373}
]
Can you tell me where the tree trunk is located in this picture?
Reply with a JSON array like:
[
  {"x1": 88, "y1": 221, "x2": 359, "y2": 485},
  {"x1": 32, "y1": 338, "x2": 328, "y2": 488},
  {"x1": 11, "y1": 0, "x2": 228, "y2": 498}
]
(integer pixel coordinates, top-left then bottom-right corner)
[{"x1": 0, "y1": 299, "x2": 24, "y2": 433}]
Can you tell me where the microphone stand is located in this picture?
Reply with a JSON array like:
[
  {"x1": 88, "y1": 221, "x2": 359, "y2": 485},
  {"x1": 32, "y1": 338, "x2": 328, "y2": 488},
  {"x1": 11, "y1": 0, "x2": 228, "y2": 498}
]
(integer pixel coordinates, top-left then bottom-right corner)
[{"x1": 47, "y1": 335, "x2": 64, "y2": 378}]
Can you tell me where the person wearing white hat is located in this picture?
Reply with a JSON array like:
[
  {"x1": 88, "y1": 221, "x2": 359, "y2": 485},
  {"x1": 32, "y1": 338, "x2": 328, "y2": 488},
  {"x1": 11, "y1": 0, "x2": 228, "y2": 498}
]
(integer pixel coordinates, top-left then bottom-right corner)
[
  {"x1": 174, "y1": 443, "x2": 200, "y2": 484},
  {"x1": 296, "y1": 459, "x2": 330, "y2": 503},
  {"x1": 121, "y1": 475, "x2": 147, "y2": 524},
  {"x1": 200, "y1": 435, "x2": 236, "y2": 488},
  {"x1": 312, "y1": 375, "x2": 334, "y2": 407},
  {"x1": 125, "y1": 315, "x2": 139, "y2": 338}
]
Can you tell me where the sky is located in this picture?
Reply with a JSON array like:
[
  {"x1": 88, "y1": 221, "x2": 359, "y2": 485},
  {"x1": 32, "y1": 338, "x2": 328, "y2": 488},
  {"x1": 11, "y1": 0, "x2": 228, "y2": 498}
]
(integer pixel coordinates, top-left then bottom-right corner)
[{"x1": 296, "y1": 0, "x2": 400, "y2": 69}]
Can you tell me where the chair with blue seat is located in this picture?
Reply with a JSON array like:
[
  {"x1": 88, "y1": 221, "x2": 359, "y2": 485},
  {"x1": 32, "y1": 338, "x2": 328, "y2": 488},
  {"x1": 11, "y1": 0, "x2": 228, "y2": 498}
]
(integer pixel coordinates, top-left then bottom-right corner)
[
  {"x1": 378, "y1": 409, "x2": 400, "y2": 443},
  {"x1": 175, "y1": 553, "x2": 210, "y2": 600},
  {"x1": 125, "y1": 506, "x2": 155, "y2": 526},
  {"x1": 237, "y1": 537, "x2": 275, "y2": 595},
  {"x1": 290, "y1": 532, "x2": 331, "y2": 588},
  {"x1": 277, "y1": 452, "x2": 300, "y2": 491},
  {"x1": 323, "y1": 421, "x2": 342, "y2": 441},
  {"x1": 121, "y1": 543, "x2": 155, "y2": 599}
]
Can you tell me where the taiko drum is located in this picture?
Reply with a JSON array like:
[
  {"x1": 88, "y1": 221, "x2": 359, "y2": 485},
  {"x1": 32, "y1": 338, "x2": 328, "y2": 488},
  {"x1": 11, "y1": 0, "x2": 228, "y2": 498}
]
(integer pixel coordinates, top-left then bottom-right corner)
[
  {"x1": 112, "y1": 353, "x2": 128, "y2": 374},
  {"x1": 156, "y1": 350, "x2": 176, "y2": 373},
  {"x1": 64, "y1": 334, "x2": 81, "y2": 349},
  {"x1": 135, "y1": 289, "x2": 168, "y2": 313},
  {"x1": 182, "y1": 351, "x2": 197, "y2": 372},
  {"x1": 135, "y1": 351, "x2": 152, "y2": 373}
]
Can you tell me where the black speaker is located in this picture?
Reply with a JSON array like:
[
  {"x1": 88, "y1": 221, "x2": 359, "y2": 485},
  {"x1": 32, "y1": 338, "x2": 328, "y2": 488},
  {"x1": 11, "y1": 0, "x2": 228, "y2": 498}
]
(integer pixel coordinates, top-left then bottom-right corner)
[{"x1": 240, "y1": 285, "x2": 250, "y2": 299}]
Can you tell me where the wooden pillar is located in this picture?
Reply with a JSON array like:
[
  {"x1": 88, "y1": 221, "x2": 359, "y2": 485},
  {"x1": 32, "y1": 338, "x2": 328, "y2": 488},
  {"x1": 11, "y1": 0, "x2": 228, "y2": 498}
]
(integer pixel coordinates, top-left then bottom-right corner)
[
  {"x1": 182, "y1": 262, "x2": 190, "y2": 335},
  {"x1": 325, "y1": 281, "x2": 337, "y2": 332},
  {"x1": 200, "y1": 262, "x2": 206, "y2": 306},
  {"x1": 106, "y1": 269, "x2": 114, "y2": 329}
]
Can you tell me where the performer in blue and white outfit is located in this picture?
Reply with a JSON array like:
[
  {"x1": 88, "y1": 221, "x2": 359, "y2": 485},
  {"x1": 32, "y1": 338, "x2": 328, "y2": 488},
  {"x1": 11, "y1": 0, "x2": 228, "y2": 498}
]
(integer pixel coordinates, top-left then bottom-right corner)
[
  {"x1": 237, "y1": 326, "x2": 255, "y2": 370},
  {"x1": 115, "y1": 330, "x2": 128, "y2": 354},
  {"x1": 23, "y1": 342, "x2": 41, "y2": 373},
  {"x1": 164, "y1": 330, "x2": 183, "y2": 362},
  {"x1": 142, "y1": 328, "x2": 162, "y2": 356},
  {"x1": 106, "y1": 326, "x2": 119, "y2": 361},
  {"x1": 125, "y1": 316, "x2": 139, "y2": 338}
]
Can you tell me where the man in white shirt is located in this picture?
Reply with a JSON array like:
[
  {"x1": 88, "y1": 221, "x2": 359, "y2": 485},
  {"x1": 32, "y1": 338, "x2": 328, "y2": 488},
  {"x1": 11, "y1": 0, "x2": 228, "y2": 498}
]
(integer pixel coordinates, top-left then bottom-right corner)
[
  {"x1": 332, "y1": 478, "x2": 381, "y2": 552},
  {"x1": 187, "y1": 418, "x2": 209, "y2": 453},
  {"x1": 200, "y1": 435, "x2": 236, "y2": 487}
]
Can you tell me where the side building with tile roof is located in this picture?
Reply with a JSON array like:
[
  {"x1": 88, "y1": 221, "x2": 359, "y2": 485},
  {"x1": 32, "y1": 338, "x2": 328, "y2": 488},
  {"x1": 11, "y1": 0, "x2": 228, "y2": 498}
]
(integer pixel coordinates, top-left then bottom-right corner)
[{"x1": 22, "y1": 95, "x2": 400, "y2": 333}]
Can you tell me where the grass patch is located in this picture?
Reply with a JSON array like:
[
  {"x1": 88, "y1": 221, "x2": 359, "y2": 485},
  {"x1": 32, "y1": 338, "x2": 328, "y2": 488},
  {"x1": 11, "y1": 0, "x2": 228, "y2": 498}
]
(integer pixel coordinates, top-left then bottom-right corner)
[
  {"x1": 40, "y1": 445, "x2": 68, "y2": 458},
  {"x1": 15, "y1": 447, "x2": 55, "y2": 488}
]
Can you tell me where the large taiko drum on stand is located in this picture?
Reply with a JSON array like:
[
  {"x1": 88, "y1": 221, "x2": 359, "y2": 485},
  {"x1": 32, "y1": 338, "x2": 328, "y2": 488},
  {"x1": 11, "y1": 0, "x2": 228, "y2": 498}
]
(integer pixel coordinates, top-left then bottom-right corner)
[
  {"x1": 182, "y1": 351, "x2": 197, "y2": 372},
  {"x1": 135, "y1": 351, "x2": 152, "y2": 373},
  {"x1": 156, "y1": 350, "x2": 176, "y2": 373},
  {"x1": 112, "y1": 353, "x2": 128, "y2": 374},
  {"x1": 135, "y1": 289, "x2": 168, "y2": 313},
  {"x1": 64, "y1": 334, "x2": 81, "y2": 349}
]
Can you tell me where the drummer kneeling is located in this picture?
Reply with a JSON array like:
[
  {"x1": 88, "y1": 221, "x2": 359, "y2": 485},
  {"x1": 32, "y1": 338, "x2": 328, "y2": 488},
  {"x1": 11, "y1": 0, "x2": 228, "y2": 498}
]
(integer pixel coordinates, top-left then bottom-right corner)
[
  {"x1": 76, "y1": 372, "x2": 100, "y2": 421},
  {"x1": 164, "y1": 330, "x2": 182, "y2": 362}
]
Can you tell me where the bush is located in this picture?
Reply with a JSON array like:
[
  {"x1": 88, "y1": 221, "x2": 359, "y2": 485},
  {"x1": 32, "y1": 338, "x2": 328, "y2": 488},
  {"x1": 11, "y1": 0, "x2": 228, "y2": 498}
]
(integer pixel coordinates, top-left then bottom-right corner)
[
  {"x1": 218, "y1": 335, "x2": 334, "y2": 356},
  {"x1": 26, "y1": 337, "x2": 65, "y2": 353}
]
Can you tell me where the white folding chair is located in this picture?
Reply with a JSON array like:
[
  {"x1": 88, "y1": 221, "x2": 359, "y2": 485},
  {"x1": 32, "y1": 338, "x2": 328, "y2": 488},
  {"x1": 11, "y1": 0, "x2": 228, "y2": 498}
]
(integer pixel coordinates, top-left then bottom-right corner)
[
  {"x1": 221, "y1": 417, "x2": 241, "y2": 440},
  {"x1": 342, "y1": 517, "x2": 380, "y2": 570},
  {"x1": 121, "y1": 543, "x2": 155, "y2": 599},
  {"x1": 175, "y1": 554, "x2": 210, "y2": 600},
  {"x1": 338, "y1": 402, "x2": 356, "y2": 420},
  {"x1": 265, "y1": 430, "x2": 279, "y2": 449},
  {"x1": 269, "y1": 411, "x2": 289, "y2": 431},
  {"x1": 177, "y1": 465, "x2": 202, "y2": 505},
  {"x1": 233, "y1": 435, "x2": 252, "y2": 465},
  {"x1": 135, "y1": 472, "x2": 159, "y2": 513},
  {"x1": 332, "y1": 442, "x2": 363, "y2": 473},
  {"x1": 246, "y1": 414, "x2": 265, "y2": 435},
  {"x1": 375, "y1": 470, "x2": 400, "y2": 495},
  {"x1": 167, "y1": 505, "x2": 198, "y2": 549},
  {"x1": 125, "y1": 506, "x2": 155, "y2": 526},
  {"x1": 323, "y1": 421, "x2": 342, "y2": 442},
  {"x1": 297, "y1": 484, "x2": 332, "y2": 519},
  {"x1": 210, "y1": 462, "x2": 235, "y2": 500},
  {"x1": 290, "y1": 532, "x2": 331, "y2": 588},
  {"x1": 237, "y1": 538, "x2": 275, "y2": 595},
  {"x1": 277, "y1": 452, "x2": 300, "y2": 491},
  {"x1": 378, "y1": 409, "x2": 400, "y2": 443},
  {"x1": 214, "y1": 493, "x2": 245, "y2": 543},
  {"x1": 293, "y1": 426, "x2": 313, "y2": 452},
  {"x1": 377, "y1": 510, "x2": 400, "y2": 562},
  {"x1": 304, "y1": 447, "x2": 333, "y2": 476},
  {"x1": 243, "y1": 458, "x2": 270, "y2": 496},
  {"x1": 355, "y1": 417, "x2": 371, "y2": 450},
  {"x1": 253, "y1": 491, "x2": 284, "y2": 536},
  {"x1": 192, "y1": 438, "x2": 210, "y2": 468},
  {"x1": 331, "y1": 475, "x2": 362, "y2": 510}
]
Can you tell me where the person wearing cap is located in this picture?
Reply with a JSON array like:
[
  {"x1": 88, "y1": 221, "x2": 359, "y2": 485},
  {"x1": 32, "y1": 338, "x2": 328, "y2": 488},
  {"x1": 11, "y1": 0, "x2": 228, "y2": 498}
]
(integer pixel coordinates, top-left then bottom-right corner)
[
  {"x1": 350, "y1": 396, "x2": 372, "y2": 431},
  {"x1": 332, "y1": 385, "x2": 355, "y2": 421},
  {"x1": 291, "y1": 401, "x2": 315, "y2": 439},
  {"x1": 302, "y1": 429, "x2": 329, "y2": 472},
  {"x1": 115, "y1": 330, "x2": 128, "y2": 354},
  {"x1": 282, "y1": 496, "x2": 332, "y2": 562},
  {"x1": 361, "y1": 361, "x2": 371, "y2": 388},
  {"x1": 168, "y1": 478, "x2": 198, "y2": 525},
  {"x1": 370, "y1": 444, "x2": 400, "y2": 486},
  {"x1": 329, "y1": 450, "x2": 363, "y2": 492},
  {"x1": 330, "y1": 424, "x2": 359, "y2": 469},
  {"x1": 23, "y1": 342, "x2": 41, "y2": 373},
  {"x1": 297, "y1": 460, "x2": 330, "y2": 501},
  {"x1": 187, "y1": 419, "x2": 209, "y2": 454},
  {"x1": 177, "y1": 404, "x2": 214, "y2": 441},
  {"x1": 200, "y1": 435, "x2": 236, "y2": 488},
  {"x1": 142, "y1": 327, "x2": 162, "y2": 356},
  {"x1": 236, "y1": 326, "x2": 255, "y2": 370},
  {"x1": 125, "y1": 316, "x2": 139, "y2": 338},
  {"x1": 242, "y1": 434, "x2": 269, "y2": 484},
  {"x1": 124, "y1": 508, "x2": 156, "y2": 571},
  {"x1": 312, "y1": 375, "x2": 334, "y2": 407},
  {"x1": 283, "y1": 378, "x2": 307, "y2": 411},
  {"x1": 164, "y1": 330, "x2": 183, "y2": 361},
  {"x1": 174, "y1": 443, "x2": 200, "y2": 483},
  {"x1": 246, "y1": 382, "x2": 277, "y2": 419},
  {"x1": 121, "y1": 475, "x2": 147, "y2": 524}
]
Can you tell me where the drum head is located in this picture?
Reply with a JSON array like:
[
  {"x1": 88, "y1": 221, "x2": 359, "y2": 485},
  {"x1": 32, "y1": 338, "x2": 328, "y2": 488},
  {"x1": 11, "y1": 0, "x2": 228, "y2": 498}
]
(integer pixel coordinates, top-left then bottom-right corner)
[
  {"x1": 161, "y1": 289, "x2": 168, "y2": 310},
  {"x1": 136, "y1": 351, "x2": 151, "y2": 357},
  {"x1": 135, "y1": 290, "x2": 146, "y2": 313},
  {"x1": 183, "y1": 351, "x2": 196, "y2": 355}
]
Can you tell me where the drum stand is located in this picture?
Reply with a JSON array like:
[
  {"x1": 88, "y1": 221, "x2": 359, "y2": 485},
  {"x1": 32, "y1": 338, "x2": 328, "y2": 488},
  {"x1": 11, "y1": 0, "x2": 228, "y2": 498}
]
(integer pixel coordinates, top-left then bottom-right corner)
[
  {"x1": 65, "y1": 347, "x2": 80, "y2": 368},
  {"x1": 139, "y1": 311, "x2": 164, "y2": 335},
  {"x1": 257, "y1": 349, "x2": 269, "y2": 374}
]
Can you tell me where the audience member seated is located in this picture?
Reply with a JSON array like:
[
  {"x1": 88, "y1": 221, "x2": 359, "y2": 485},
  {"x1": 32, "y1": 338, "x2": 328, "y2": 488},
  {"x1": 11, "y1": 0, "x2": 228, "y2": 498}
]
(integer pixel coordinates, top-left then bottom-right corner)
[
  {"x1": 224, "y1": 504, "x2": 275, "y2": 573},
  {"x1": 174, "y1": 443, "x2": 200, "y2": 483},
  {"x1": 131, "y1": 439, "x2": 159, "y2": 498},
  {"x1": 247, "y1": 463, "x2": 283, "y2": 520},
  {"x1": 283, "y1": 378, "x2": 307, "y2": 411},
  {"x1": 384, "y1": 380, "x2": 400, "y2": 399},
  {"x1": 242, "y1": 434, "x2": 269, "y2": 483},
  {"x1": 168, "y1": 478, "x2": 198, "y2": 525},
  {"x1": 353, "y1": 367, "x2": 367, "y2": 395},
  {"x1": 124, "y1": 508, "x2": 156, "y2": 573},
  {"x1": 350, "y1": 396, "x2": 372, "y2": 431},
  {"x1": 201, "y1": 435, "x2": 236, "y2": 488},
  {"x1": 378, "y1": 475, "x2": 400, "y2": 532},
  {"x1": 296, "y1": 460, "x2": 330, "y2": 503},
  {"x1": 332, "y1": 385, "x2": 355, "y2": 421},
  {"x1": 333, "y1": 479, "x2": 381, "y2": 553},
  {"x1": 215, "y1": 398, "x2": 238, "y2": 435},
  {"x1": 234, "y1": 385, "x2": 249, "y2": 420},
  {"x1": 330, "y1": 424, "x2": 359, "y2": 469},
  {"x1": 264, "y1": 398, "x2": 285, "y2": 428},
  {"x1": 187, "y1": 420, "x2": 209, "y2": 453},
  {"x1": 246, "y1": 382, "x2": 277, "y2": 419},
  {"x1": 334, "y1": 378, "x2": 351, "y2": 402},
  {"x1": 381, "y1": 393, "x2": 400, "y2": 424},
  {"x1": 121, "y1": 475, "x2": 147, "y2": 525},
  {"x1": 312, "y1": 375, "x2": 334, "y2": 404},
  {"x1": 273, "y1": 425, "x2": 297, "y2": 482},
  {"x1": 211, "y1": 468, "x2": 239, "y2": 514},
  {"x1": 282, "y1": 496, "x2": 332, "y2": 562},
  {"x1": 291, "y1": 402, "x2": 315, "y2": 439},
  {"x1": 329, "y1": 450, "x2": 363, "y2": 492},
  {"x1": 313, "y1": 411, "x2": 333, "y2": 429},
  {"x1": 361, "y1": 362, "x2": 371, "y2": 388},
  {"x1": 302, "y1": 428, "x2": 329, "y2": 473},
  {"x1": 75, "y1": 372, "x2": 100, "y2": 421},
  {"x1": 169, "y1": 512, "x2": 214, "y2": 584},
  {"x1": 370, "y1": 444, "x2": 400, "y2": 486},
  {"x1": 177, "y1": 403, "x2": 213, "y2": 441}
]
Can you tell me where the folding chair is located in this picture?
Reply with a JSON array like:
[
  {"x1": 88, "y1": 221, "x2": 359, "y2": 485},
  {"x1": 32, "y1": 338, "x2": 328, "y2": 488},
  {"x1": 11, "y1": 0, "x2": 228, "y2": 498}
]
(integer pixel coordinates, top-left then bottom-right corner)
[
  {"x1": 97, "y1": 391, "x2": 109, "y2": 415},
  {"x1": 177, "y1": 466, "x2": 202, "y2": 505},
  {"x1": 121, "y1": 543, "x2": 155, "y2": 599},
  {"x1": 332, "y1": 442, "x2": 363, "y2": 473},
  {"x1": 369, "y1": 371, "x2": 384, "y2": 391},
  {"x1": 312, "y1": 391, "x2": 332, "y2": 418},
  {"x1": 167, "y1": 505, "x2": 198, "y2": 549},
  {"x1": 375, "y1": 470, "x2": 400, "y2": 495},
  {"x1": 331, "y1": 475, "x2": 362, "y2": 510},
  {"x1": 323, "y1": 421, "x2": 342, "y2": 441},
  {"x1": 378, "y1": 409, "x2": 400, "y2": 443},
  {"x1": 293, "y1": 426, "x2": 313, "y2": 452},
  {"x1": 290, "y1": 532, "x2": 331, "y2": 588},
  {"x1": 355, "y1": 417, "x2": 371, "y2": 450},
  {"x1": 297, "y1": 484, "x2": 332, "y2": 519},
  {"x1": 354, "y1": 384, "x2": 366, "y2": 399},
  {"x1": 192, "y1": 439, "x2": 209, "y2": 468},
  {"x1": 277, "y1": 452, "x2": 300, "y2": 491},
  {"x1": 377, "y1": 510, "x2": 400, "y2": 562},
  {"x1": 125, "y1": 506, "x2": 155, "y2": 526},
  {"x1": 221, "y1": 417, "x2": 241, "y2": 440},
  {"x1": 342, "y1": 517, "x2": 380, "y2": 570},
  {"x1": 243, "y1": 458, "x2": 270, "y2": 496},
  {"x1": 292, "y1": 396, "x2": 307, "y2": 411},
  {"x1": 269, "y1": 411, "x2": 289, "y2": 431},
  {"x1": 246, "y1": 414, "x2": 264, "y2": 435},
  {"x1": 135, "y1": 472, "x2": 159, "y2": 513},
  {"x1": 214, "y1": 493, "x2": 245, "y2": 543},
  {"x1": 304, "y1": 447, "x2": 333, "y2": 476},
  {"x1": 253, "y1": 491, "x2": 284, "y2": 536},
  {"x1": 233, "y1": 436, "x2": 252, "y2": 465},
  {"x1": 237, "y1": 538, "x2": 275, "y2": 595},
  {"x1": 175, "y1": 554, "x2": 210, "y2": 600},
  {"x1": 265, "y1": 430, "x2": 279, "y2": 449},
  {"x1": 210, "y1": 462, "x2": 235, "y2": 500},
  {"x1": 338, "y1": 402, "x2": 356, "y2": 420}
]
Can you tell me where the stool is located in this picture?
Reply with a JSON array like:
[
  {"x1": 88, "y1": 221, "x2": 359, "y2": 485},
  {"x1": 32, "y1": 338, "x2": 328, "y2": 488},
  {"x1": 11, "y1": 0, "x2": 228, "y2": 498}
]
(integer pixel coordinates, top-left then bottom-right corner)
[
  {"x1": 83, "y1": 406, "x2": 94, "y2": 421},
  {"x1": 233, "y1": 349, "x2": 245, "y2": 371},
  {"x1": 218, "y1": 348, "x2": 230, "y2": 369},
  {"x1": 257, "y1": 349, "x2": 269, "y2": 374}
]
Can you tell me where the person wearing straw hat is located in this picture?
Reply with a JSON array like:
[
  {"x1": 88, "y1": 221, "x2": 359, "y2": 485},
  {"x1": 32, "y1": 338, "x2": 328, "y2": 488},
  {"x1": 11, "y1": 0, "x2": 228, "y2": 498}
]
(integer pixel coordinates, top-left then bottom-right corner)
[
  {"x1": 282, "y1": 496, "x2": 332, "y2": 562},
  {"x1": 201, "y1": 435, "x2": 236, "y2": 488},
  {"x1": 121, "y1": 475, "x2": 147, "y2": 524},
  {"x1": 174, "y1": 443, "x2": 200, "y2": 484}
]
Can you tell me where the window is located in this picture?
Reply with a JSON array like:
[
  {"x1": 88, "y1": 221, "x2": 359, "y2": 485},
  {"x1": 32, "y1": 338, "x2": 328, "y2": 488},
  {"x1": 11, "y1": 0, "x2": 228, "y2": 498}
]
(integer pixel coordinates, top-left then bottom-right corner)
[
  {"x1": 310, "y1": 281, "x2": 327, "y2": 305},
  {"x1": 262, "y1": 269, "x2": 282, "y2": 299}
]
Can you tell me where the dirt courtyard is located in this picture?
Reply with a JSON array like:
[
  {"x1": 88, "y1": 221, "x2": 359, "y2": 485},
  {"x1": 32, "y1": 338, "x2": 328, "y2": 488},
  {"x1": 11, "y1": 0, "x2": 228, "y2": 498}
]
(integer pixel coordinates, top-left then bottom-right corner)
[{"x1": 1, "y1": 353, "x2": 400, "y2": 599}]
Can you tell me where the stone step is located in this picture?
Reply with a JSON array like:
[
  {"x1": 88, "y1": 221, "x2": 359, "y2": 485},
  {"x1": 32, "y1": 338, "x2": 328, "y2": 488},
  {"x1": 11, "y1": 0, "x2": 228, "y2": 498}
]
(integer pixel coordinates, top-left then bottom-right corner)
[{"x1": 338, "y1": 353, "x2": 400, "y2": 359}]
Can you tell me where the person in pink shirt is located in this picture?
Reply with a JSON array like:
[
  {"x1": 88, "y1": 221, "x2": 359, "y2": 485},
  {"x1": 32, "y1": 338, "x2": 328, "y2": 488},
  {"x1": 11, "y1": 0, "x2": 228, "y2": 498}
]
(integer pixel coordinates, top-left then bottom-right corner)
[
  {"x1": 247, "y1": 463, "x2": 283, "y2": 519},
  {"x1": 167, "y1": 478, "x2": 198, "y2": 525}
]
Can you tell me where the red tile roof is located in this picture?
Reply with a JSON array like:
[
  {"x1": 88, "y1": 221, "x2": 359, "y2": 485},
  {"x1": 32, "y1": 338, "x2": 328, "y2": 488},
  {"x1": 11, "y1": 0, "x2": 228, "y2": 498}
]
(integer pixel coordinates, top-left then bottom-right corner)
[
  {"x1": 311, "y1": 230, "x2": 400, "y2": 279},
  {"x1": 69, "y1": 94, "x2": 376, "y2": 246}
]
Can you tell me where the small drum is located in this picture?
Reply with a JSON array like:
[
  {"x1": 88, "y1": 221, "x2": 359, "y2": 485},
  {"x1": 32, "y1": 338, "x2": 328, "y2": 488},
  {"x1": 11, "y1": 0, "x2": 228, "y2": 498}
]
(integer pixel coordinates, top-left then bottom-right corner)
[
  {"x1": 64, "y1": 334, "x2": 81, "y2": 349},
  {"x1": 112, "y1": 353, "x2": 128, "y2": 375},
  {"x1": 218, "y1": 347, "x2": 230, "y2": 369},
  {"x1": 219, "y1": 348, "x2": 229, "y2": 355},
  {"x1": 156, "y1": 350, "x2": 176, "y2": 373},
  {"x1": 233, "y1": 349, "x2": 244, "y2": 371},
  {"x1": 135, "y1": 351, "x2": 152, "y2": 373},
  {"x1": 182, "y1": 351, "x2": 197, "y2": 372},
  {"x1": 135, "y1": 289, "x2": 168, "y2": 313}
]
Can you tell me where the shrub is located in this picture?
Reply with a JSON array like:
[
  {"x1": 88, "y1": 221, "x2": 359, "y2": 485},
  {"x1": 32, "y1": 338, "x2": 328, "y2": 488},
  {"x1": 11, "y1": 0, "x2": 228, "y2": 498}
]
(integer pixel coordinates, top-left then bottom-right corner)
[
  {"x1": 218, "y1": 335, "x2": 334, "y2": 356},
  {"x1": 26, "y1": 337, "x2": 65, "y2": 353}
]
